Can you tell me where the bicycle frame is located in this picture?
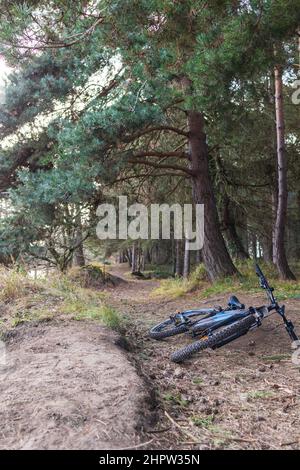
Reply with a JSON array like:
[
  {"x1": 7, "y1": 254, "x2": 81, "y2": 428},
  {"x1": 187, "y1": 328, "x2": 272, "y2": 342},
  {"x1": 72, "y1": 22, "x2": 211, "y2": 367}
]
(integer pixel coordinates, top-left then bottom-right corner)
[
  {"x1": 190, "y1": 308, "x2": 251, "y2": 337},
  {"x1": 171, "y1": 308, "x2": 217, "y2": 326}
]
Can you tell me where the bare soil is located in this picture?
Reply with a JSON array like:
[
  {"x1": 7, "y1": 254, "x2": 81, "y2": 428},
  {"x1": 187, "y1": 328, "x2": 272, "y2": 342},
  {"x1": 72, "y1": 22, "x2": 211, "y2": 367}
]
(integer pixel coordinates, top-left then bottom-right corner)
[
  {"x1": 107, "y1": 264, "x2": 300, "y2": 450},
  {"x1": 1, "y1": 264, "x2": 299, "y2": 450},
  {"x1": 0, "y1": 320, "x2": 150, "y2": 450}
]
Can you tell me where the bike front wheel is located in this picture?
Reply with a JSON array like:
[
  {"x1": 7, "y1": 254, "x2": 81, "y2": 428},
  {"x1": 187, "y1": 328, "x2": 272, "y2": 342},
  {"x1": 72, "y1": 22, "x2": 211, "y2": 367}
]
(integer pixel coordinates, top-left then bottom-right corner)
[{"x1": 171, "y1": 314, "x2": 256, "y2": 363}]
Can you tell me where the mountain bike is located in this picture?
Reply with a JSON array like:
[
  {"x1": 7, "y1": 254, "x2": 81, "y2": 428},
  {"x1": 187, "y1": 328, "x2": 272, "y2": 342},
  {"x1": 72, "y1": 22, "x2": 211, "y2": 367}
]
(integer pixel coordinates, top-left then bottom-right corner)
[
  {"x1": 149, "y1": 295, "x2": 246, "y2": 340},
  {"x1": 149, "y1": 264, "x2": 299, "y2": 363}
]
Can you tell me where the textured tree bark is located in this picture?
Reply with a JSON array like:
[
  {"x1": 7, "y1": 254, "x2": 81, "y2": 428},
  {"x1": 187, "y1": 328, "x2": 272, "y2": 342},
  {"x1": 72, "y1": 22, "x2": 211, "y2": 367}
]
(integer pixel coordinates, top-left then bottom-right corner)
[
  {"x1": 187, "y1": 111, "x2": 238, "y2": 281},
  {"x1": 222, "y1": 195, "x2": 249, "y2": 260},
  {"x1": 273, "y1": 65, "x2": 296, "y2": 280},
  {"x1": 272, "y1": 188, "x2": 278, "y2": 264},
  {"x1": 195, "y1": 249, "x2": 202, "y2": 264},
  {"x1": 144, "y1": 247, "x2": 151, "y2": 266},
  {"x1": 261, "y1": 236, "x2": 273, "y2": 263},
  {"x1": 131, "y1": 242, "x2": 138, "y2": 273},
  {"x1": 73, "y1": 215, "x2": 85, "y2": 267},
  {"x1": 251, "y1": 234, "x2": 257, "y2": 260},
  {"x1": 118, "y1": 250, "x2": 127, "y2": 263},
  {"x1": 125, "y1": 247, "x2": 132, "y2": 267},
  {"x1": 74, "y1": 237, "x2": 85, "y2": 267},
  {"x1": 296, "y1": 191, "x2": 300, "y2": 260},
  {"x1": 175, "y1": 239, "x2": 183, "y2": 277},
  {"x1": 141, "y1": 250, "x2": 145, "y2": 271},
  {"x1": 183, "y1": 236, "x2": 190, "y2": 279}
]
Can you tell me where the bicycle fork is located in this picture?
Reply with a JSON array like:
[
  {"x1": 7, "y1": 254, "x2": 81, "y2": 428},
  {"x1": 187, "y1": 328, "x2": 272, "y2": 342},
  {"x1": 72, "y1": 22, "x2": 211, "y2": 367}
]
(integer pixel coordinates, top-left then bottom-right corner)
[{"x1": 279, "y1": 305, "x2": 299, "y2": 342}]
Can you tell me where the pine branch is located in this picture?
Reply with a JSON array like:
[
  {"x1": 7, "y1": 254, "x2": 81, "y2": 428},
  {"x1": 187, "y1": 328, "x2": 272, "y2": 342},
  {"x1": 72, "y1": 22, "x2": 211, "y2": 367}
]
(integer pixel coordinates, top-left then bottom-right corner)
[
  {"x1": 131, "y1": 151, "x2": 187, "y2": 159},
  {"x1": 5, "y1": 17, "x2": 104, "y2": 51},
  {"x1": 110, "y1": 172, "x2": 189, "y2": 184},
  {"x1": 128, "y1": 158, "x2": 192, "y2": 175},
  {"x1": 126, "y1": 126, "x2": 189, "y2": 141}
]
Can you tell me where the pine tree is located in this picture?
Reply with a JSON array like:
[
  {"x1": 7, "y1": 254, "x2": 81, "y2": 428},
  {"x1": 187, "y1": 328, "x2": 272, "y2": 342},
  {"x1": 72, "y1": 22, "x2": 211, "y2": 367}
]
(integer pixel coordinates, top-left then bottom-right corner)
[{"x1": 1, "y1": 1, "x2": 299, "y2": 279}]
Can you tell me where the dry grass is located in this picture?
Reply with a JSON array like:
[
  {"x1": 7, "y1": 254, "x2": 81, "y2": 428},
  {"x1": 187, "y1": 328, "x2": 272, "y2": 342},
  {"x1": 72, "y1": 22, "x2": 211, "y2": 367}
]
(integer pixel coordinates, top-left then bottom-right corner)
[
  {"x1": 0, "y1": 266, "x2": 121, "y2": 333},
  {"x1": 152, "y1": 260, "x2": 300, "y2": 301},
  {"x1": 152, "y1": 264, "x2": 207, "y2": 299},
  {"x1": 0, "y1": 267, "x2": 43, "y2": 303}
]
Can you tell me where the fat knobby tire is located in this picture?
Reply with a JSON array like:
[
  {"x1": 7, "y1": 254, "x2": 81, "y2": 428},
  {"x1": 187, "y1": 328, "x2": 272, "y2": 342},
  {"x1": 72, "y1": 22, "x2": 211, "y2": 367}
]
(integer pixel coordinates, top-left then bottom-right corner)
[{"x1": 171, "y1": 314, "x2": 256, "y2": 363}]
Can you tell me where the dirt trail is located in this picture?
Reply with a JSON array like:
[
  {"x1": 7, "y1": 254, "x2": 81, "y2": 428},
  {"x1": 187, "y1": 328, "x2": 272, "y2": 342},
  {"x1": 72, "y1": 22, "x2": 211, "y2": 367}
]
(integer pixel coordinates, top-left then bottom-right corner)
[
  {"x1": 1, "y1": 264, "x2": 299, "y2": 450},
  {"x1": 107, "y1": 264, "x2": 300, "y2": 450},
  {"x1": 0, "y1": 321, "x2": 149, "y2": 450}
]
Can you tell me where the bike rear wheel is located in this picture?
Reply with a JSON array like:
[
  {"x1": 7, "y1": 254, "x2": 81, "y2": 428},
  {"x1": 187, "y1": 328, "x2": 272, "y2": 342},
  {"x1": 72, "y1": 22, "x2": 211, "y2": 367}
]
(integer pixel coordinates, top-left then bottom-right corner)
[
  {"x1": 171, "y1": 314, "x2": 256, "y2": 363},
  {"x1": 149, "y1": 318, "x2": 189, "y2": 340},
  {"x1": 149, "y1": 309, "x2": 217, "y2": 340}
]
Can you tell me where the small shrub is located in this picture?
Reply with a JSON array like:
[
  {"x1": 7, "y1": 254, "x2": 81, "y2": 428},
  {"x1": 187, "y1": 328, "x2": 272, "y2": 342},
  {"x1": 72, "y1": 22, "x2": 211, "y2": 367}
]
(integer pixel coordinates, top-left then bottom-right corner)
[
  {"x1": 189, "y1": 264, "x2": 207, "y2": 283},
  {"x1": 162, "y1": 392, "x2": 189, "y2": 407},
  {"x1": 100, "y1": 305, "x2": 121, "y2": 329},
  {"x1": 68, "y1": 264, "x2": 123, "y2": 289},
  {"x1": 48, "y1": 272, "x2": 78, "y2": 295},
  {"x1": 191, "y1": 415, "x2": 214, "y2": 428}
]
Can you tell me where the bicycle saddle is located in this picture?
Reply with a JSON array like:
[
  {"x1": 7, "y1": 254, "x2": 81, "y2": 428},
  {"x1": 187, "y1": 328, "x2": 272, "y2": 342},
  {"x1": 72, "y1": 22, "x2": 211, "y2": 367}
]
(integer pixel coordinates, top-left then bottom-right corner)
[{"x1": 228, "y1": 295, "x2": 245, "y2": 310}]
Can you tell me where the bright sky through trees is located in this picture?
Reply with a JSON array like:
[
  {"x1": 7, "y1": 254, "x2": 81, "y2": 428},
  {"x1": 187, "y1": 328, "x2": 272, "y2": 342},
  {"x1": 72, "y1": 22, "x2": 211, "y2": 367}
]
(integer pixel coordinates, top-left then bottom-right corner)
[{"x1": 0, "y1": 57, "x2": 122, "y2": 150}]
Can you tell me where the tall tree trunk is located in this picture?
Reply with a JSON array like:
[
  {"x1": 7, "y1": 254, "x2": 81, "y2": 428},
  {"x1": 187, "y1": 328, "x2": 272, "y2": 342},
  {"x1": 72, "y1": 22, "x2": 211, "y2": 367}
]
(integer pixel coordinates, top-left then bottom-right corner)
[
  {"x1": 187, "y1": 111, "x2": 238, "y2": 281},
  {"x1": 118, "y1": 250, "x2": 126, "y2": 263},
  {"x1": 131, "y1": 242, "x2": 137, "y2": 272},
  {"x1": 171, "y1": 237, "x2": 176, "y2": 275},
  {"x1": 272, "y1": 188, "x2": 278, "y2": 264},
  {"x1": 126, "y1": 247, "x2": 132, "y2": 267},
  {"x1": 261, "y1": 236, "x2": 273, "y2": 263},
  {"x1": 141, "y1": 250, "x2": 145, "y2": 271},
  {"x1": 144, "y1": 247, "x2": 151, "y2": 265},
  {"x1": 175, "y1": 239, "x2": 183, "y2": 276},
  {"x1": 137, "y1": 241, "x2": 142, "y2": 271},
  {"x1": 222, "y1": 195, "x2": 249, "y2": 260},
  {"x1": 273, "y1": 65, "x2": 296, "y2": 280},
  {"x1": 183, "y1": 236, "x2": 190, "y2": 279},
  {"x1": 74, "y1": 215, "x2": 85, "y2": 267},
  {"x1": 74, "y1": 238, "x2": 85, "y2": 267},
  {"x1": 296, "y1": 191, "x2": 300, "y2": 260},
  {"x1": 195, "y1": 249, "x2": 202, "y2": 264},
  {"x1": 251, "y1": 234, "x2": 257, "y2": 260}
]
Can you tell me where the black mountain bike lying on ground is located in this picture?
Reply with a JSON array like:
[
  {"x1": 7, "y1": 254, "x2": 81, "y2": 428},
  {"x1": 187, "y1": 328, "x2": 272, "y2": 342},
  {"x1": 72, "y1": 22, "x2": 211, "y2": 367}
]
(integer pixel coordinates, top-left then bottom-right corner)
[{"x1": 149, "y1": 264, "x2": 299, "y2": 363}]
